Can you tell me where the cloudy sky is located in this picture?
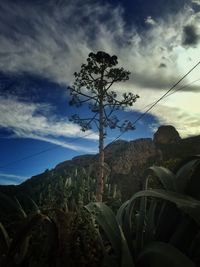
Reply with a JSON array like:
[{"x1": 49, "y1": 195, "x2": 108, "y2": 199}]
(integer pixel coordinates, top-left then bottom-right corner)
[{"x1": 0, "y1": 0, "x2": 200, "y2": 185}]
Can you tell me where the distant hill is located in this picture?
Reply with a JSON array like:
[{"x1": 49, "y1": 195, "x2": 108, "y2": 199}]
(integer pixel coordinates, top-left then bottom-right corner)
[{"x1": 0, "y1": 125, "x2": 200, "y2": 206}]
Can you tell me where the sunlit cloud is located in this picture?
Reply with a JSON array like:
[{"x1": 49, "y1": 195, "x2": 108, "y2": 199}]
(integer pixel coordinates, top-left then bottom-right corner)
[
  {"x1": 146, "y1": 102, "x2": 200, "y2": 137},
  {"x1": 0, "y1": 96, "x2": 98, "y2": 152},
  {"x1": 192, "y1": 0, "x2": 200, "y2": 5},
  {"x1": 0, "y1": 0, "x2": 199, "y2": 138}
]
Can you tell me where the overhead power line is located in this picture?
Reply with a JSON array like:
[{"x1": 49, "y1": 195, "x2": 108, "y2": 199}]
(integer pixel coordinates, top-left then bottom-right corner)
[
  {"x1": 0, "y1": 147, "x2": 58, "y2": 169},
  {"x1": 132, "y1": 60, "x2": 200, "y2": 125},
  {"x1": 110, "y1": 61, "x2": 200, "y2": 144},
  {"x1": 140, "y1": 77, "x2": 200, "y2": 112},
  {"x1": 0, "y1": 132, "x2": 94, "y2": 169},
  {"x1": 0, "y1": 60, "x2": 200, "y2": 169}
]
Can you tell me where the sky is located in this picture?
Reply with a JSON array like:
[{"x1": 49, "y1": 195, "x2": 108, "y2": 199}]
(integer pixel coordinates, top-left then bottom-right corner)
[{"x1": 0, "y1": 0, "x2": 200, "y2": 185}]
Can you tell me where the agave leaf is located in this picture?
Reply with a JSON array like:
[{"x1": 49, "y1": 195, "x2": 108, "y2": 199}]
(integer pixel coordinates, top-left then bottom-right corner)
[
  {"x1": 135, "y1": 196, "x2": 146, "y2": 253},
  {"x1": 121, "y1": 189, "x2": 200, "y2": 253},
  {"x1": 30, "y1": 198, "x2": 40, "y2": 212},
  {"x1": 116, "y1": 200, "x2": 129, "y2": 227},
  {"x1": 131, "y1": 190, "x2": 200, "y2": 226},
  {"x1": 154, "y1": 202, "x2": 180, "y2": 242},
  {"x1": 96, "y1": 229, "x2": 117, "y2": 267},
  {"x1": 0, "y1": 222, "x2": 11, "y2": 249},
  {"x1": 86, "y1": 202, "x2": 121, "y2": 253},
  {"x1": 175, "y1": 155, "x2": 200, "y2": 172},
  {"x1": 147, "y1": 166, "x2": 176, "y2": 191},
  {"x1": 175, "y1": 159, "x2": 200, "y2": 194},
  {"x1": 122, "y1": 198, "x2": 138, "y2": 253},
  {"x1": 137, "y1": 241, "x2": 197, "y2": 267},
  {"x1": 119, "y1": 226, "x2": 135, "y2": 267},
  {"x1": 85, "y1": 202, "x2": 135, "y2": 267},
  {"x1": 86, "y1": 202, "x2": 121, "y2": 252},
  {"x1": 189, "y1": 231, "x2": 200, "y2": 259},
  {"x1": 144, "y1": 198, "x2": 157, "y2": 243},
  {"x1": 7, "y1": 212, "x2": 51, "y2": 260},
  {"x1": 14, "y1": 197, "x2": 27, "y2": 218},
  {"x1": 0, "y1": 192, "x2": 26, "y2": 219},
  {"x1": 14, "y1": 235, "x2": 30, "y2": 265},
  {"x1": 122, "y1": 194, "x2": 149, "y2": 253},
  {"x1": 6, "y1": 212, "x2": 56, "y2": 266},
  {"x1": 42, "y1": 217, "x2": 58, "y2": 261},
  {"x1": 169, "y1": 216, "x2": 198, "y2": 254},
  {"x1": 25, "y1": 195, "x2": 40, "y2": 213}
]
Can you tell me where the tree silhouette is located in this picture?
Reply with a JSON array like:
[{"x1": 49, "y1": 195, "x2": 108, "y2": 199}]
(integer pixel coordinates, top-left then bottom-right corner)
[{"x1": 68, "y1": 51, "x2": 139, "y2": 201}]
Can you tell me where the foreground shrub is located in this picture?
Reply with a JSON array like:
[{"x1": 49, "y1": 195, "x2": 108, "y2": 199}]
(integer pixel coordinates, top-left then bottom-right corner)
[
  {"x1": 0, "y1": 200, "x2": 102, "y2": 267},
  {"x1": 0, "y1": 155, "x2": 200, "y2": 266},
  {"x1": 86, "y1": 155, "x2": 200, "y2": 267}
]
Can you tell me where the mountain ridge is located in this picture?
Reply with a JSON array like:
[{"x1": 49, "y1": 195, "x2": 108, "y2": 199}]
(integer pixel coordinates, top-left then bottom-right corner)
[{"x1": 0, "y1": 125, "x2": 200, "y2": 203}]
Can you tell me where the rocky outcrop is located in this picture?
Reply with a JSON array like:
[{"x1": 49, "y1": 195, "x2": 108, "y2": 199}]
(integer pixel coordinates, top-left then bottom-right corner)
[
  {"x1": 54, "y1": 138, "x2": 159, "y2": 182},
  {"x1": 153, "y1": 125, "x2": 181, "y2": 144},
  {"x1": 107, "y1": 138, "x2": 159, "y2": 174},
  {"x1": 55, "y1": 154, "x2": 94, "y2": 170},
  {"x1": 1, "y1": 125, "x2": 199, "y2": 202}
]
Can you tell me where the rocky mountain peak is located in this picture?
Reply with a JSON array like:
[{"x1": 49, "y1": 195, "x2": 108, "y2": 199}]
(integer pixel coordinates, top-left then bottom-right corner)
[
  {"x1": 109, "y1": 138, "x2": 158, "y2": 175},
  {"x1": 153, "y1": 125, "x2": 181, "y2": 144}
]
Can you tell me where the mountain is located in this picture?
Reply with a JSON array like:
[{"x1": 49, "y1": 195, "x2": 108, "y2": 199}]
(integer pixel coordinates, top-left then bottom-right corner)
[{"x1": 0, "y1": 125, "x2": 200, "y2": 207}]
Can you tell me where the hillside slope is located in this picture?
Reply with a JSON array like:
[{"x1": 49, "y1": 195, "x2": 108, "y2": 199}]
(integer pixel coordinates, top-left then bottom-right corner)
[{"x1": 0, "y1": 125, "x2": 200, "y2": 205}]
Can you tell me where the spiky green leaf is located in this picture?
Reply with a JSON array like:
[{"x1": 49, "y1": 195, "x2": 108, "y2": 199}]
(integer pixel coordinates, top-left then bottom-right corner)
[
  {"x1": 175, "y1": 158, "x2": 200, "y2": 194},
  {"x1": 147, "y1": 166, "x2": 176, "y2": 191},
  {"x1": 0, "y1": 222, "x2": 11, "y2": 249},
  {"x1": 137, "y1": 242, "x2": 197, "y2": 267},
  {"x1": 85, "y1": 202, "x2": 135, "y2": 267}
]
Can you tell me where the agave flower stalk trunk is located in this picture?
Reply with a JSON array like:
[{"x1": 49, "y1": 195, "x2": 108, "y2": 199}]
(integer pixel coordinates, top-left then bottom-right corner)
[
  {"x1": 69, "y1": 51, "x2": 139, "y2": 201},
  {"x1": 96, "y1": 86, "x2": 104, "y2": 202}
]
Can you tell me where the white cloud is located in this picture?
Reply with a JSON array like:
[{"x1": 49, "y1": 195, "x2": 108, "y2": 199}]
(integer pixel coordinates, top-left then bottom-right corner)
[
  {"x1": 129, "y1": 87, "x2": 200, "y2": 137},
  {"x1": 0, "y1": 1, "x2": 199, "y2": 138},
  {"x1": 0, "y1": 96, "x2": 98, "y2": 152},
  {"x1": 145, "y1": 16, "x2": 157, "y2": 25},
  {"x1": 0, "y1": 172, "x2": 26, "y2": 185},
  {"x1": 147, "y1": 101, "x2": 200, "y2": 137},
  {"x1": 21, "y1": 133, "x2": 97, "y2": 153},
  {"x1": 192, "y1": 0, "x2": 200, "y2": 5}
]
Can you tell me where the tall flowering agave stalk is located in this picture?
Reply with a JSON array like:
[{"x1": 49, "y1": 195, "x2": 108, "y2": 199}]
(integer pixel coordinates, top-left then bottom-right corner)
[
  {"x1": 69, "y1": 51, "x2": 139, "y2": 202},
  {"x1": 85, "y1": 155, "x2": 200, "y2": 267}
]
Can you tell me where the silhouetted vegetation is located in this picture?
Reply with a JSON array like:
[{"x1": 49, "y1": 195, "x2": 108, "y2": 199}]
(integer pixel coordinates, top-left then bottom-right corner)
[
  {"x1": 69, "y1": 51, "x2": 139, "y2": 201},
  {"x1": 0, "y1": 156, "x2": 200, "y2": 266}
]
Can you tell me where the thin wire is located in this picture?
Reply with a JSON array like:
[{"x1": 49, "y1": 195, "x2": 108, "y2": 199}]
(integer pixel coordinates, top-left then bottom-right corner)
[
  {"x1": 1, "y1": 60, "x2": 200, "y2": 169},
  {"x1": 133, "y1": 60, "x2": 200, "y2": 124},
  {"x1": 140, "y1": 77, "x2": 200, "y2": 111},
  {"x1": 0, "y1": 147, "x2": 59, "y2": 169},
  {"x1": 110, "y1": 62, "x2": 200, "y2": 144},
  {"x1": 0, "y1": 132, "x2": 94, "y2": 169}
]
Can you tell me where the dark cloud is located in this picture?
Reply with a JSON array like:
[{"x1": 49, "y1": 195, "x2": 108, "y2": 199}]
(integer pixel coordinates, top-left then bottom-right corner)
[
  {"x1": 131, "y1": 72, "x2": 178, "y2": 90},
  {"x1": 0, "y1": 72, "x2": 67, "y2": 105},
  {"x1": 130, "y1": 72, "x2": 200, "y2": 93},
  {"x1": 159, "y1": 63, "x2": 167, "y2": 68},
  {"x1": 105, "y1": 0, "x2": 192, "y2": 28},
  {"x1": 182, "y1": 24, "x2": 200, "y2": 47},
  {"x1": 178, "y1": 84, "x2": 200, "y2": 93},
  {"x1": 191, "y1": 1, "x2": 200, "y2": 12}
]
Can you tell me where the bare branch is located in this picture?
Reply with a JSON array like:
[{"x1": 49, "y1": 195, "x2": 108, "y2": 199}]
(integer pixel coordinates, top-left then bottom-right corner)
[{"x1": 68, "y1": 86, "x2": 98, "y2": 102}]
